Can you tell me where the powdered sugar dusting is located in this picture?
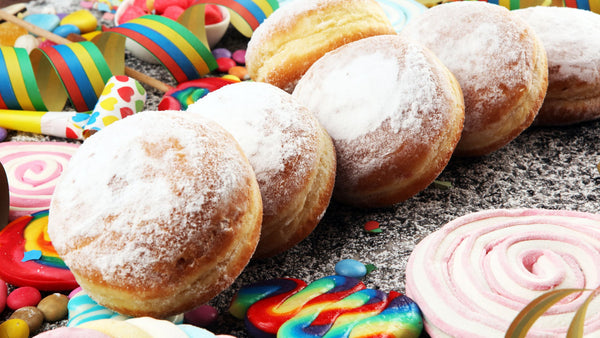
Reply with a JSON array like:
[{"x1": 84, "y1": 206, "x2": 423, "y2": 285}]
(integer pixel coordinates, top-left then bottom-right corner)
[
  {"x1": 187, "y1": 82, "x2": 320, "y2": 217},
  {"x1": 293, "y1": 35, "x2": 447, "y2": 143},
  {"x1": 401, "y1": 2, "x2": 536, "y2": 130},
  {"x1": 48, "y1": 111, "x2": 253, "y2": 285},
  {"x1": 514, "y1": 6, "x2": 600, "y2": 85}
]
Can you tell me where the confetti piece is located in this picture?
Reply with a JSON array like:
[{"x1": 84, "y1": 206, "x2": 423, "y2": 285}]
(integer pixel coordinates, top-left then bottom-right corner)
[
  {"x1": 433, "y1": 180, "x2": 452, "y2": 190},
  {"x1": 364, "y1": 220, "x2": 382, "y2": 233}
]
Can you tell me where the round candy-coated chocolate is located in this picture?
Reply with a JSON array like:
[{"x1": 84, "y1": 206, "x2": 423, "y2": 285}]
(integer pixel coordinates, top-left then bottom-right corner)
[
  {"x1": 216, "y1": 57, "x2": 236, "y2": 73},
  {"x1": 232, "y1": 49, "x2": 246, "y2": 65},
  {"x1": 0, "y1": 279, "x2": 7, "y2": 313},
  {"x1": 52, "y1": 24, "x2": 80, "y2": 38},
  {"x1": 24, "y1": 14, "x2": 60, "y2": 33},
  {"x1": 184, "y1": 304, "x2": 219, "y2": 327},
  {"x1": 6, "y1": 286, "x2": 42, "y2": 310},
  {"x1": 9, "y1": 306, "x2": 44, "y2": 333},
  {"x1": 37, "y1": 293, "x2": 69, "y2": 321},
  {"x1": 228, "y1": 66, "x2": 248, "y2": 80},
  {"x1": 60, "y1": 9, "x2": 97, "y2": 33},
  {"x1": 335, "y1": 259, "x2": 368, "y2": 278},
  {"x1": 0, "y1": 318, "x2": 29, "y2": 338},
  {"x1": 212, "y1": 47, "x2": 231, "y2": 59}
]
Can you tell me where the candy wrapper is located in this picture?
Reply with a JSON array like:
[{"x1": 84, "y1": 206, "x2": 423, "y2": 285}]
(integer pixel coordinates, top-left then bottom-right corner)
[{"x1": 82, "y1": 75, "x2": 146, "y2": 138}]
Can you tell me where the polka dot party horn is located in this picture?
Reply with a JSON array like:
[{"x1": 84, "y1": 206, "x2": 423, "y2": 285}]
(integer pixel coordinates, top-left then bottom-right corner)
[
  {"x1": 82, "y1": 75, "x2": 147, "y2": 138},
  {"x1": 0, "y1": 76, "x2": 146, "y2": 140},
  {"x1": 229, "y1": 275, "x2": 423, "y2": 338}
]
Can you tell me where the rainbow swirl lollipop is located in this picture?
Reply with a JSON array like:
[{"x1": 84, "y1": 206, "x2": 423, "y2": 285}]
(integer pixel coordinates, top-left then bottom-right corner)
[
  {"x1": 230, "y1": 275, "x2": 423, "y2": 338},
  {"x1": 0, "y1": 209, "x2": 77, "y2": 291}
]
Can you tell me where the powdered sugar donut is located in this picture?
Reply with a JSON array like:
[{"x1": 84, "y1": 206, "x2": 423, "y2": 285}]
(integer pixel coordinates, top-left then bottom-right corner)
[
  {"x1": 406, "y1": 209, "x2": 600, "y2": 337},
  {"x1": 514, "y1": 6, "x2": 600, "y2": 126},
  {"x1": 48, "y1": 111, "x2": 263, "y2": 318},
  {"x1": 293, "y1": 34, "x2": 464, "y2": 207},
  {"x1": 246, "y1": 0, "x2": 396, "y2": 93},
  {"x1": 0, "y1": 142, "x2": 79, "y2": 221},
  {"x1": 187, "y1": 82, "x2": 336, "y2": 258},
  {"x1": 401, "y1": 2, "x2": 548, "y2": 156}
]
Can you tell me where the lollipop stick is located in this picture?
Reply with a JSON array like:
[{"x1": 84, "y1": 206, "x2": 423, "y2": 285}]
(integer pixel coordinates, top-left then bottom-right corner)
[{"x1": 0, "y1": 8, "x2": 172, "y2": 93}]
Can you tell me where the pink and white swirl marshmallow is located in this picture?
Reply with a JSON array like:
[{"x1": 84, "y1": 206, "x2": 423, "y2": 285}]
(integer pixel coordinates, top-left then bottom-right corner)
[
  {"x1": 0, "y1": 142, "x2": 79, "y2": 221},
  {"x1": 406, "y1": 209, "x2": 600, "y2": 337}
]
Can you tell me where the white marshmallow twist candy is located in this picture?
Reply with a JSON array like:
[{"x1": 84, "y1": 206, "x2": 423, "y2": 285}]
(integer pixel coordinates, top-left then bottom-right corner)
[{"x1": 406, "y1": 209, "x2": 600, "y2": 337}]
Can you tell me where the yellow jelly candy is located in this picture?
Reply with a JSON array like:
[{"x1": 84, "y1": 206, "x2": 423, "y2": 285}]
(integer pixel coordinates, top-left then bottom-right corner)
[
  {"x1": 0, "y1": 319, "x2": 30, "y2": 338},
  {"x1": 0, "y1": 22, "x2": 28, "y2": 47}
]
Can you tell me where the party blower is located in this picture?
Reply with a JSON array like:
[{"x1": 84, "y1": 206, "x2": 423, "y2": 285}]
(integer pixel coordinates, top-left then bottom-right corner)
[{"x1": 0, "y1": 75, "x2": 146, "y2": 140}]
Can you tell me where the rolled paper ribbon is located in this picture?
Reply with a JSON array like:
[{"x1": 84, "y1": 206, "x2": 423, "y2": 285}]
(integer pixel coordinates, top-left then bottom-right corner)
[
  {"x1": 405, "y1": 209, "x2": 600, "y2": 337},
  {"x1": 0, "y1": 141, "x2": 80, "y2": 220},
  {"x1": 83, "y1": 75, "x2": 146, "y2": 138},
  {"x1": 95, "y1": 14, "x2": 218, "y2": 84},
  {"x1": 182, "y1": 0, "x2": 279, "y2": 38},
  {"x1": 440, "y1": 0, "x2": 599, "y2": 11},
  {"x1": 230, "y1": 275, "x2": 423, "y2": 337},
  {"x1": 29, "y1": 41, "x2": 115, "y2": 112},
  {"x1": 0, "y1": 11, "x2": 221, "y2": 113},
  {"x1": 0, "y1": 43, "x2": 116, "y2": 113},
  {"x1": 0, "y1": 46, "x2": 47, "y2": 111},
  {"x1": 68, "y1": 289, "x2": 184, "y2": 328},
  {"x1": 0, "y1": 210, "x2": 78, "y2": 291},
  {"x1": 157, "y1": 76, "x2": 238, "y2": 111}
]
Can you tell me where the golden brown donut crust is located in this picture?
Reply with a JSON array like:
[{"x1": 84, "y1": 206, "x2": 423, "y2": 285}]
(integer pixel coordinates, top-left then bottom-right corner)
[
  {"x1": 48, "y1": 112, "x2": 262, "y2": 318},
  {"x1": 246, "y1": 0, "x2": 396, "y2": 93},
  {"x1": 401, "y1": 2, "x2": 548, "y2": 156}
]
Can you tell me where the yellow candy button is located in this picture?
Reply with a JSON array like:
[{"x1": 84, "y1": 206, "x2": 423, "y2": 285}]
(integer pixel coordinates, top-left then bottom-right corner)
[{"x1": 0, "y1": 319, "x2": 30, "y2": 338}]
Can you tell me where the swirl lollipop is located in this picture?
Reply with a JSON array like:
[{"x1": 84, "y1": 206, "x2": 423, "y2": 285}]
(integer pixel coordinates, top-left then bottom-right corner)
[
  {"x1": 406, "y1": 209, "x2": 600, "y2": 337},
  {"x1": 0, "y1": 141, "x2": 79, "y2": 221},
  {"x1": 0, "y1": 210, "x2": 78, "y2": 291},
  {"x1": 230, "y1": 275, "x2": 423, "y2": 337}
]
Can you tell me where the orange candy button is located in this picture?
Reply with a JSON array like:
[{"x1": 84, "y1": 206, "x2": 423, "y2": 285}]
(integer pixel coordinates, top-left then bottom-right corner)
[{"x1": 0, "y1": 22, "x2": 27, "y2": 47}]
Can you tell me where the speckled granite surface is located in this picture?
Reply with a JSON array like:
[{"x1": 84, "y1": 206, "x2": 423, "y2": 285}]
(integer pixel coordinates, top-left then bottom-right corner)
[{"x1": 3, "y1": 0, "x2": 600, "y2": 337}]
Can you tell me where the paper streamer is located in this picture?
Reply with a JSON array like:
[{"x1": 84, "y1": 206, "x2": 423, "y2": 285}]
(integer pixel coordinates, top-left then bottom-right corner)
[
  {"x1": 0, "y1": 76, "x2": 146, "y2": 140},
  {"x1": 83, "y1": 75, "x2": 146, "y2": 138},
  {"x1": 0, "y1": 10, "x2": 226, "y2": 113},
  {"x1": 440, "y1": 0, "x2": 599, "y2": 11},
  {"x1": 405, "y1": 209, "x2": 600, "y2": 337},
  {"x1": 95, "y1": 15, "x2": 218, "y2": 84},
  {"x1": 0, "y1": 141, "x2": 80, "y2": 221},
  {"x1": 0, "y1": 43, "x2": 116, "y2": 113},
  {"x1": 182, "y1": 0, "x2": 279, "y2": 38}
]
